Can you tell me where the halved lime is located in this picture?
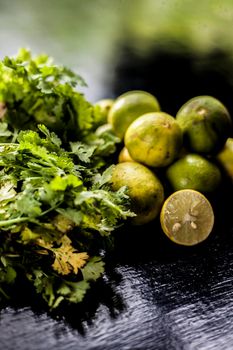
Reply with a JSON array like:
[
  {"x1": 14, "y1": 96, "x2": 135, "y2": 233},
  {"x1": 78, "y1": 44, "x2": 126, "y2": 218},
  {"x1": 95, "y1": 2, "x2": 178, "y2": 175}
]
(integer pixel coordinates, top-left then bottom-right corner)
[{"x1": 160, "y1": 189, "x2": 214, "y2": 246}]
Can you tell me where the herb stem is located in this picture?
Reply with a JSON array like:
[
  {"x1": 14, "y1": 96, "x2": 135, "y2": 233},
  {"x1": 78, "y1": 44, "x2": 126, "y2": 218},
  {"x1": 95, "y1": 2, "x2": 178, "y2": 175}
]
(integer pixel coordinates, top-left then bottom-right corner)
[
  {"x1": 0, "y1": 217, "x2": 29, "y2": 227},
  {"x1": 0, "y1": 202, "x2": 63, "y2": 228},
  {"x1": 11, "y1": 129, "x2": 19, "y2": 143},
  {"x1": 0, "y1": 287, "x2": 10, "y2": 299},
  {"x1": 39, "y1": 201, "x2": 63, "y2": 217}
]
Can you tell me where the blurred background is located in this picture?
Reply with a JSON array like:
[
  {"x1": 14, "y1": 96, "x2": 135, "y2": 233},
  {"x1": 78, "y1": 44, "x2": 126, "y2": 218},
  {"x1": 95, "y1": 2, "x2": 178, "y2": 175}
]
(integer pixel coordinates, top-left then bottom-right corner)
[{"x1": 1, "y1": 0, "x2": 233, "y2": 115}]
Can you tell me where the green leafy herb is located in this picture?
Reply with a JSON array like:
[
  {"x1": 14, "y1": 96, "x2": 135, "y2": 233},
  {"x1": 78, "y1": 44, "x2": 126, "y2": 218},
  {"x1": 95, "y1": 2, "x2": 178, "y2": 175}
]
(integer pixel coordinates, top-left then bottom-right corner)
[
  {"x1": 0, "y1": 50, "x2": 133, "y2": 309},
  {"x1": 0, "y1": 125, "x2": 133, "y2": 308},
  {"x1": 0, "y1": 48, "x2": 120, "y2": 157}
]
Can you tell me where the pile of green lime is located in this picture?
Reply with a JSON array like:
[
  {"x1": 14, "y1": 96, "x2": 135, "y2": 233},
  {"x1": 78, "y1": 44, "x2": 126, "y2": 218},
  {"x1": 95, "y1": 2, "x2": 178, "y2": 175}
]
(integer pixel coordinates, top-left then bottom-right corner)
[{"x1": 94, "y1": 92, "x2": 233, "y2": 246}]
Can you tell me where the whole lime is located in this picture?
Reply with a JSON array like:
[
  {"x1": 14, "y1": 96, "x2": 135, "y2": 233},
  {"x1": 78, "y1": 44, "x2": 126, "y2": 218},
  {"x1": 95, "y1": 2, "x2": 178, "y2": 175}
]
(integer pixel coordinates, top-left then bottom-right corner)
[
  {"x1": 94, "y1": 98, "x2": 114, "y2": 126},
  {"x1": 176, "y1": 95, "x2": 232, "y2": 154},
  {"x1": 125, "y1": 112, "x2": 182, "y2": 168},
  {"x1": 108, "y1": 90, "x2": 160, "y2": 140},
  {"x1": 118, "y1": 147, "x2": 134, "y2": 163},
  {"x1": 217, "y1": 138, "x2": 233, "y2": 181},
  {"x1": 166, "y1": 153, "x2": 221, "y2": 193},
  {"x1": 111, "y1": 162, "x2": 164, "y2": 225}
]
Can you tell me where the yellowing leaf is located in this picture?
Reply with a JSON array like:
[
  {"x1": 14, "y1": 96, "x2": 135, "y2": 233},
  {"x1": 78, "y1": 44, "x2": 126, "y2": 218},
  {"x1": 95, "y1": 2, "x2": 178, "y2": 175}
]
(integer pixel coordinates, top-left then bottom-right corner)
[
  {"x1": 37, "y1": 235, "x2": 89, "y2": 275},
  {"x1": 52, "y1": 235, "x2": 88, "y2": 275},
  {"x1": 21, "y1": 226, "x2": 40, "y2": 243},
  {"x1": 37, "y1": 238, "x2": 52, "y2": 250},
  {"x1": 53, "y1": 214, "x2": 74, "y2": 233}
]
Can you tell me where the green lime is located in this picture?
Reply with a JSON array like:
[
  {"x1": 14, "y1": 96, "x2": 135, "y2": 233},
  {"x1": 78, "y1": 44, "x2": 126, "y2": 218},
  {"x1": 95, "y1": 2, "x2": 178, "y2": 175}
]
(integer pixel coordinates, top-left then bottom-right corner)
[
  {"x1": 160, "y1": 189, "x2": 214, "y2": 246},
  {"x1": 118, "y1": 147, "x2": 134, "y2": 163},
  {"x1": 217, "y1": 138, "x2": 233, "y2": 181},
  {"x1": 111, "y1": 162, "x2": 164, "y2": 225},
  {"x1": 108, "y1": 90, "x2": 160, "y2": 139},
  {"x1": 94, "y1": 98, "x2": 114, "y2": 126},
  {"x1": 176, "y1": 95, "x2": 232, "y2": 154},
  {"x1": 166, "y1": 154, "x2": 221, "y2": 193},
  {"x1": 124, "y1": 112, "x2": 182, "y2": 168}
]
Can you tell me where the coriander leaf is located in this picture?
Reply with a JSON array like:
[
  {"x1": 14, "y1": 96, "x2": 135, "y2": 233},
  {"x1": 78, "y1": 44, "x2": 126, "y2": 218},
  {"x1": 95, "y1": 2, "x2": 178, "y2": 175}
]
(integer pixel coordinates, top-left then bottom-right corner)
[
  {"x1": 52, "y1": 249, "x2": 88, "y2": 276},
  {"x1": 28, "y1": 269, "x2": 90, "y2": 308},
  {"x1": 21, "y1": 226, "x2": 40, "y2": 243},
  {"x1": 49, "y1": 174, "x2": 82, "y2": 191},
  {"x1": 70, "y1": 141, "x2": 97, "y2": 163},
  {"x1": 55, "y1": 209, "x2": 83, "y2": 227},
  {"x1": 15, "y1": 192, "x2": 42, "y2": 217},
  {"x1": 0, "y1": 122, "x2": 11, "y2": 138},
  {"x1": 37, "y1": 124, "x2": 62, "y2": 148},
  {"x1": 92, "y1": 165, "x2": 115, "y2": 189},
  {"x1": 57, "y1": 280, "x2": 90, "y2": 304},
  {"x1": 0, "y1": 182, "x2": 16, "y2": 202},
  {"x1": 38, "y1": 235, "x2": 89, "y2": 275},
  {"x1": 4, "y1": 266, "x2": 17, "y2": 284},
  {"x1": 81, "y1": 256, "x2": 105, "y2": 281},
  {"x1": 27, "y1": 269, "x2": 57, "y2": 308},
  {"x1": 84, "y1": 127, "x2": 121, "y2": 158},
  {"x1": 52, "y1": 213, "x2": 75, "y2": 233}
]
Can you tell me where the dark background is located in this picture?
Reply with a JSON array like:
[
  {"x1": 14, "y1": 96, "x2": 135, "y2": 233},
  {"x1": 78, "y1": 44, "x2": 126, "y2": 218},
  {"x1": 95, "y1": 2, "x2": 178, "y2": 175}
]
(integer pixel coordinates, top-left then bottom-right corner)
[{"x1": 1, "y1": 1, "x2": 233, "y2": 349}]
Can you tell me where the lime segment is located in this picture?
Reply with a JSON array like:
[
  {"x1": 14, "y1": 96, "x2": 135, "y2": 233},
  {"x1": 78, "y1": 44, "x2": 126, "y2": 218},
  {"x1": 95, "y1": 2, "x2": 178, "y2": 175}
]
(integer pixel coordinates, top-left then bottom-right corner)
[{"x1": 160, "y1": 189, "x2": 214, "y2": 246}]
